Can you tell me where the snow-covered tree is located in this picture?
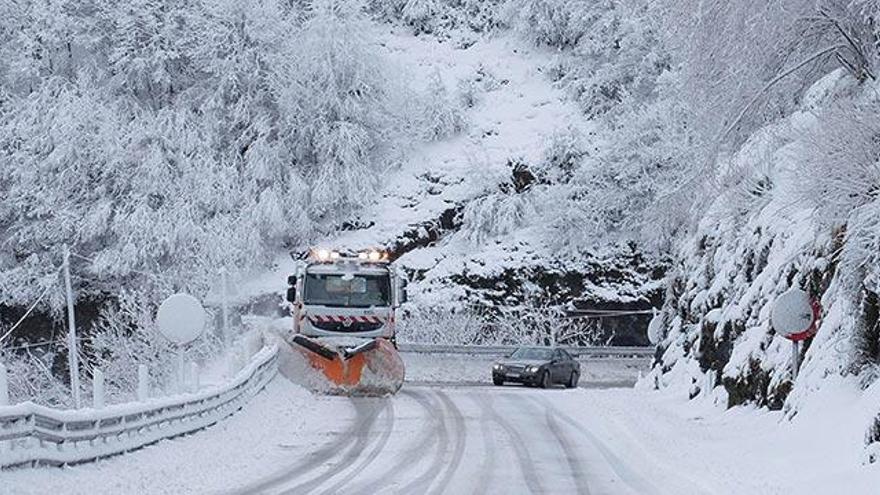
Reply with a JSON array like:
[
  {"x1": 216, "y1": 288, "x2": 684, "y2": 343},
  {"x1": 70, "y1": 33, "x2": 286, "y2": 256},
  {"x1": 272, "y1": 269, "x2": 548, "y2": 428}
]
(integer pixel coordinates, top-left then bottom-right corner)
[
  {"x1": 0, "y1": 0, "x2": 450, "y2": 308},
  {"x1": 279, "y1": 0, "x2": 413, "y2": 223},
  {"x1": 503, "y1": 0, "x2": 596, "y2": 48}
]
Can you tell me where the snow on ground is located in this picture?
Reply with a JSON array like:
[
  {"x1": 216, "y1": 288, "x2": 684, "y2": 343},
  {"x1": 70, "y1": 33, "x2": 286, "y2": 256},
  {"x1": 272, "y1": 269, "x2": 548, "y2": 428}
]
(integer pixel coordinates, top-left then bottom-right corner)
[{"x1": 599, "y1": 379, "x2": 880, "y2": 495}]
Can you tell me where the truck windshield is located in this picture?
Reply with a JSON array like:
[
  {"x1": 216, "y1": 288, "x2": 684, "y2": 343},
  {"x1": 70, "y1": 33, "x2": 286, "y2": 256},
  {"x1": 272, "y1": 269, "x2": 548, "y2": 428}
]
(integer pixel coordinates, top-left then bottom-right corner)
[{"x1": 303, "y1": 273, "x2": 391, "y2": 307}]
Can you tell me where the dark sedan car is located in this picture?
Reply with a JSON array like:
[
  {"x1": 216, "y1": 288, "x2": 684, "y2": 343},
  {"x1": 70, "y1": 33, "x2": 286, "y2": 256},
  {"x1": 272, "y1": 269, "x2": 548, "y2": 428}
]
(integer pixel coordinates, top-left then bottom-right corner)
[{"x1": 492, "y1": 347, "x2": 580, "y2": 388}]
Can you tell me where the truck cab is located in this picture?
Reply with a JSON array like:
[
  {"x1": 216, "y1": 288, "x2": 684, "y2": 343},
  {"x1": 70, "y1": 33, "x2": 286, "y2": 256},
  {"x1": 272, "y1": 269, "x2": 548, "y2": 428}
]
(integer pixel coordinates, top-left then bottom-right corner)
[{"x1": 286, "y1": 249, "x2": 407, "y2": 344}]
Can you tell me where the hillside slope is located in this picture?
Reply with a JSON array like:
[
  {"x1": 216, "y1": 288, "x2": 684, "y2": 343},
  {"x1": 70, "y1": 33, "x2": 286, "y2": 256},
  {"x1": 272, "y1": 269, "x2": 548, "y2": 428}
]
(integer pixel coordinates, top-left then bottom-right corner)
[
  {"x1": 644, "y1": 69, "x2": 880, "y2": 459},
  {"x1": 240, "y1": 21, "x2": 666, "y2": 346}
]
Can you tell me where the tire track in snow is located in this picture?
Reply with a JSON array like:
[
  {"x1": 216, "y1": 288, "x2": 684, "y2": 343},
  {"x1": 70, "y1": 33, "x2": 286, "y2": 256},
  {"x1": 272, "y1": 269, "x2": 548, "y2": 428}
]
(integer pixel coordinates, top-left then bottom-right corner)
[
  {"x1": 235, "y1": 397, "x2": 382, "y2": 495},
  {"x1": 348, "y1": 390, "x2": 437, "y2": 495},
  {"x1": 427, "y1": 389, "x2": 467, "y2": 495},
  {"x1": 470, "y1": 393, "x2": 498, "y2": 495},
  {"x1": 352, "y1": 388, "x2": 470, "y2": 494},
  {"x1": 282, "y1": 399, "x2": 391, "y2": 495},
  {"x1": 395, "y1": 389, "x2": 453, "y2": 494},
  {"x1": 538, "y1": 398, "x2": 660, "y2": 495},
  {"x1": 542, "y1": 405, "x2": 592, "y2": 494},
  {"x1": 474, "y1": 393, "x2": 543, "y2": 494},
  {"x1": 313, "y1": 400, "x2": 396, "y2": 495}
]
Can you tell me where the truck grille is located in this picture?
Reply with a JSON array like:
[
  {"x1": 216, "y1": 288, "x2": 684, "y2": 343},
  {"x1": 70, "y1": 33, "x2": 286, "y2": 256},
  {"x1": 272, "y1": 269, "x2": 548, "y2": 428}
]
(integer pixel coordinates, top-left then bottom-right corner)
[{"x1": 308, "y1": 318, "x2": 384, "y2": 333}]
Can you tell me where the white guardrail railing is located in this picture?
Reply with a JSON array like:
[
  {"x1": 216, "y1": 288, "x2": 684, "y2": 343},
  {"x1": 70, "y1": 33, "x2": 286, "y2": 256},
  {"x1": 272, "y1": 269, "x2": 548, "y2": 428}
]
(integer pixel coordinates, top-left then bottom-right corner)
[
  {"x1": 0, "y1": 343, "x2": 279, "y2": 468},
  {"x1": 398, "y1": 343, "x2": 655, "y2": 358}
]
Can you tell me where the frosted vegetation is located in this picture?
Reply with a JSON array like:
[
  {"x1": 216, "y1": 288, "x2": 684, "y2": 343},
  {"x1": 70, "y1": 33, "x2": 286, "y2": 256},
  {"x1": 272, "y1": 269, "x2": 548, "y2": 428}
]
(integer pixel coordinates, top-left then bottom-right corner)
[
  {"x1": 3, "y1": 0, "x2": 880, "y2": 427},
  {"x1": 0, "y1": 0, "x2": 466, "y2": 404},
  {"x1": 0, "y1": 0, "x2": 461, "y2": 306},
  {"x1": 400, "y1": 288, "x2": 612, "y2": 347}
]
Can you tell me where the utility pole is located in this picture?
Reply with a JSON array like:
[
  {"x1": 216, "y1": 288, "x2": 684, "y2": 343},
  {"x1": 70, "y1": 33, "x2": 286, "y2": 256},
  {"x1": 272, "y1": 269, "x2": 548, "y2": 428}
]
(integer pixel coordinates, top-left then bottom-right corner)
[{"x1": 62, "y1": 244, "x2": 81, "y2": 409}]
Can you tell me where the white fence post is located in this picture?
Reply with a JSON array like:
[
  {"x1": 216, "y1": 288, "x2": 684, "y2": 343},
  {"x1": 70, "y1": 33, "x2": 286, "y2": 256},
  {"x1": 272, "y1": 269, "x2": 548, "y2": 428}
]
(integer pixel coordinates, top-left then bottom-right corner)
[
  {"x1": 62, "y1": 244, "x2": 82, "y2": 409},
  {"x1": 137, "y1": 364, "x2": 149, "y2": 402},
  {"x1": 189, "y1": 362, "x2": 199, "y2": 393},
  {"x1": 175, "y1": 351, "x2": 186, "y2": 394},
  {"x1": 0, "y1": 362, "x2": 8, "y2": 406},
  {"x1": 93, "y1": 369, "x2": 105, "y2": 409}
]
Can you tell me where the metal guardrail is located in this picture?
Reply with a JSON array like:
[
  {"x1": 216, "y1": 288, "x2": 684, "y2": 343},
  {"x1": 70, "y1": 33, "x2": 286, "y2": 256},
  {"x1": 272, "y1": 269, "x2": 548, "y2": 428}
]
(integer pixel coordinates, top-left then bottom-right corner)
[
  {"x1": 398, "y1": 343, "x2": 655, "y2": 358},
  {"x1": 0, "y1": 344, "x2": 279, "y2": 468}
]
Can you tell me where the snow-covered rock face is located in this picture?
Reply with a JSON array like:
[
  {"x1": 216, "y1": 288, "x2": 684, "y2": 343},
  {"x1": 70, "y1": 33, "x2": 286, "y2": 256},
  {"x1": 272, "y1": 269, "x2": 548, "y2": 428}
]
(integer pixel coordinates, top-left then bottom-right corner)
[
  {"x1": 311, "y1": 19, "x2": 668, "y2": 346},
  {"x1": 194, "y1": 1, "x2": 669, "y2": 353},
  {"x1": 646, "y1": 70, "x2": 880, "y2": 423}
]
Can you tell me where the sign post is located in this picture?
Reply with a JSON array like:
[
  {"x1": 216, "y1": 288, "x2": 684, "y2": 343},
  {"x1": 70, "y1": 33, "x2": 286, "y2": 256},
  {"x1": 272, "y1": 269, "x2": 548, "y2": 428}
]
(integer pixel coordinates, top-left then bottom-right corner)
[
  {"x1": 156, "y1": 293, "x2": 206, "y2": 394},
  {"x1": 770, "y1": 288, "x2": 820, "y2": 380},
  {"x1": 92, "y1": 369, "x2": 105, "y2": 409},
  {"x1": 62, "y1": 244, "x2": 82, "y2": 409}
]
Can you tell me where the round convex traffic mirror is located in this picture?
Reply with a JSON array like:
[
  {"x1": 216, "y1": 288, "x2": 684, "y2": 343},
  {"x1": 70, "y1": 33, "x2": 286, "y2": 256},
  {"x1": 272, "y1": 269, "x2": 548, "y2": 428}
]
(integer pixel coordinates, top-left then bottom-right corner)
[
  {"x1": 156, "y1": 293, "x2": 207, "y2": 345},
  {"x1": 770, "y1": 288, "x2": 814, "y2": 340}
]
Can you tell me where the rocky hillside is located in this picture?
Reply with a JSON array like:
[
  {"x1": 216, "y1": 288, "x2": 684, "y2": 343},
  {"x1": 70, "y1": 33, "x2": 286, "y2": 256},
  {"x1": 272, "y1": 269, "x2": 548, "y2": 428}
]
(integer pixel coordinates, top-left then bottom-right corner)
[
  {"x1": 643, "y1": 69, "x2": 880, "y2": 458},
  {"x1": 301, "y1": 14, "x2": 668, "y2": 346}
]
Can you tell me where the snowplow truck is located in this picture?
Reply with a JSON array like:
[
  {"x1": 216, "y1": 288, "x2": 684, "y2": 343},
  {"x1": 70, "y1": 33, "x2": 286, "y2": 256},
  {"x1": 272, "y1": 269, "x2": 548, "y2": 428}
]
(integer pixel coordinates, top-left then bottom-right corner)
[{"x1": 283, "y1": 249, "x2": 407, "y2": 396}]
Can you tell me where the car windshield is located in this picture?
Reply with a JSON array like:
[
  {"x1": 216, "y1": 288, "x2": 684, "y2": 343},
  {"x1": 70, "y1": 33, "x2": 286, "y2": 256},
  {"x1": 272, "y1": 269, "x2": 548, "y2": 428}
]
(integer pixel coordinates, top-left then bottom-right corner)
[
  {"x1": 303, "y1": 272, "x2": 391, "y2": 308},
  {"x1": 510, "y1": 348, "x2": 553, "y2": 360}
]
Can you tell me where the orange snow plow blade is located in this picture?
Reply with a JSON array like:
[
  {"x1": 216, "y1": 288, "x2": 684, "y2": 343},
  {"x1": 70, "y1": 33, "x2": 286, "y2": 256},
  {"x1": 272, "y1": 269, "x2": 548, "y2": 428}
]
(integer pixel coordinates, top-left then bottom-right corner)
[{"x1": 281, "y1": 335, "x2": 404, "y2": 396}]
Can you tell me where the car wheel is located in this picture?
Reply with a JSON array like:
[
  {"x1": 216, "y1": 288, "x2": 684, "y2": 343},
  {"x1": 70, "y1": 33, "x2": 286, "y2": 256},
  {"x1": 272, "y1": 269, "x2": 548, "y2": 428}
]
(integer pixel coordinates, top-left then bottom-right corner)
[
  {"x1": 540, "y1": 370, "x2": 551, "y2": 389},
  {"x1": 493, "y1": 377, "x2": 504, "y2": 386},
  {"x1": 565, "y1": 371, "x2": 579, "y2": 389}
]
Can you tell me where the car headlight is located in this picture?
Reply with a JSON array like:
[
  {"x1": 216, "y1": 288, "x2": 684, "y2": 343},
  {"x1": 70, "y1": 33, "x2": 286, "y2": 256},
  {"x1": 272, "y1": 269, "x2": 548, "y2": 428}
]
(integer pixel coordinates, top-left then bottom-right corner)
[
  {"x1": 527, "y1": 365, "x2": 541, "y2": 373},
  {"x1": 493, "y1": 364, "x2": 503, "y2": 371}
]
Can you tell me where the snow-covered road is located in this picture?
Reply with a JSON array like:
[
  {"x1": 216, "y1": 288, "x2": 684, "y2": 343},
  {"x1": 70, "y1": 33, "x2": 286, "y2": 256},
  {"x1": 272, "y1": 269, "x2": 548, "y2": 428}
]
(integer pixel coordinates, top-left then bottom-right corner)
[
  {"x1": 231, "y1": 385, "x2": 658, "y2": 495},
  {"x1": 9, "y1": 354, "x2": 880, "y2": 494},
  {"x1": 4, "y1": 356, "x2": 679, "y2": 495}
]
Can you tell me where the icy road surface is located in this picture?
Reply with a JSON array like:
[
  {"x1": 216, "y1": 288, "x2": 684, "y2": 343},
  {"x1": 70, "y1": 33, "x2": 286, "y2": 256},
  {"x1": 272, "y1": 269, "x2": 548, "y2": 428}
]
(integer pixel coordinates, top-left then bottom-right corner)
[{"x1": 232, "y1": 385, "x2": 659, "y2": 495}]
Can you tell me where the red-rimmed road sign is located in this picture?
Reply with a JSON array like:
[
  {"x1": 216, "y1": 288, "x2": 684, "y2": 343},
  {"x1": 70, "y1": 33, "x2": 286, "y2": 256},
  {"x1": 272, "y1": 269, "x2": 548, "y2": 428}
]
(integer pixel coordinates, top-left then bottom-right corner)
[{"x1": 771, "y1": 288, "x2": 820, "y2": 342}]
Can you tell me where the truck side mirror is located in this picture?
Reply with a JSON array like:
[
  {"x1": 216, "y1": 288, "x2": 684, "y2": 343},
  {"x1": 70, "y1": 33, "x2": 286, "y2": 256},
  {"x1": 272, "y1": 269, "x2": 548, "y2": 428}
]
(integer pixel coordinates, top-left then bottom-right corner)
[{"x1": 286, "y1": 275, "x2": 297, "y2": 303}]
